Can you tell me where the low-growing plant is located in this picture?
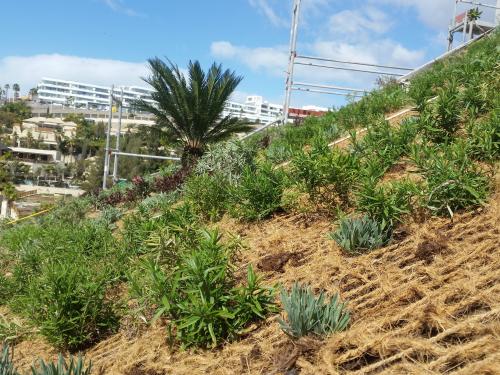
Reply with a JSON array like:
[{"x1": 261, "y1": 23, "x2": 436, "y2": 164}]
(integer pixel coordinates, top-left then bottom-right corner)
[
  {"x1": 356, "y1": 178, "x2": 419, "y2": 232},
  {"x1": 466, "y1": 108, "x2": 500, "y2": 161},
  {"x1": 30, "y1": 354, "x2": 91, "y2": 375},
  {"x1": 183, "y1": 173, "x2": 230, "y2": 221},
  {"x1": 279, "y1": 283, "x2": 350, "y2": 338},
  {"x1": 135, "y1": 229, "x2": 276, "y2": 348},
  {"x1": 420, "y1": 80, "x2": 462, "y2": 143},
  {"x1": 20, "y1": 261, "x2": 117, "y2": 350},
  {"x1": 229, "y1": 163, "x2": 287, "y2": 221},
  {"x1": 137, "y1": 192, "x2": 178, "y2": 215},
  {"x1": 292, "y1": 138, "x2": 359, "y2": 210},
  {"x1": 195, "y1": 140, "x2": 257, "y2": 183},
  {"x1": 1, "y1": 344, "x2": 18, "y2": 375},
  {"x1": 329, "y1": 215, "x2": 388, "y2": 254},
  {"x1": 411, "y1": 141, "x2": 490, "y2": 217}
]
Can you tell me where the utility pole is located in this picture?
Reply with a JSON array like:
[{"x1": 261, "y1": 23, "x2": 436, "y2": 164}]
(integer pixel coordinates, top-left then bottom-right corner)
[
  {"x1": 283, "y1": 0, "x2": 302, "y2": 124},
  {"x1": 102, "y1": 85, "x2": 114, "y2": 190},
  {"x1": 112, "y1": 88, "x2": 124, "y2": 183}
]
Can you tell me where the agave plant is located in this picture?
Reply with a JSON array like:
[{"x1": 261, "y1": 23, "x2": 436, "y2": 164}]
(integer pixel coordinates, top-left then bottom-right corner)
[
  {"x1": 329, "y1": 215, "x2": 388, "y2": 254},
  {"x1": 0, "y1": 344, "x2": 19, "y2": 375},
  {"x1": 30, "y1": 354, "x2": 91, "y2": 375},
  {"x1": 279, "y1": 283, "x2": 350, "y2": 338}
]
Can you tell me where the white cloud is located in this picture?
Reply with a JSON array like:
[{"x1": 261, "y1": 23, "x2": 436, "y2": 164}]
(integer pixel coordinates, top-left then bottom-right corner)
[
  {"x1": 329, "y1": 7, "x2": 393, "y2": 37},
  {"x1": 371, "y1": 0, "x2": 454, "y2": 30},
  {"x1": 211, "y1": 41, "x2": 288, "y2": 76},
  {"x1": 211, "y1": 39, "x2": 424, "y2": 90},
  {"x1": 101, "y1": 0, "x2": 144, "y2": 17},
  {"x1": 0, "y1": 54, "x2": 149, "y2": 94},
  {"x1": 248, "y1": 0, "x2": 288, "y2": 27}
]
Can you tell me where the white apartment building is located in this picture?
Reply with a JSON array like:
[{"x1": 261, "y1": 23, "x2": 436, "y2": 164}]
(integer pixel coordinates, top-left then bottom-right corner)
[
  {"x1": 223, "y1": 96, "x2": 282, "y2": 125},
  {"x1": 37, "y1": 78, "x2": 155, "y2": 110},
  {"x1": 37, "y1": 78, "x2": 282, "y2": 125}
]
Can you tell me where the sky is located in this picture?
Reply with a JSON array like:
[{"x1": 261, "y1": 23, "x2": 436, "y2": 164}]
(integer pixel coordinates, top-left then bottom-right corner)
[{"x1": 0, "y1": 0, "x2": 497, "y2": 109}]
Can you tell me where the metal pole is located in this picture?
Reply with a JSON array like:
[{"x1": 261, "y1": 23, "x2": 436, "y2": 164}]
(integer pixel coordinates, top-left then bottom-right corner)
[
  {"x1": 292, "y1": 87, "x2": 364, "y2": 98},
  {"x1": 463, "y1": 10, "x2": 469, "y2": 43},
  {"x1": 458, "y1": 0, "x2": 500, "y2": 10},
  {"x1": 110, "y1": 151, "x2": 181, "y2": 161},
  {"x1": 295, "y1": 55, "x2": 413, "y2": 71},
  {"x1": 112, "y1": 88, "x2": 124, "y2": 182},
  {"x1": 294, "y1": 62, "x2": 405, "y2": 76},
  {"x1": 293, "y1": 81, "x2": 368, "y2": 93},
  {"x1": 102, "y1": 84, "x2": 114, "y2": 190},
  {"x1": 449, "y1": 0, "x2": 458, "y2": 51},
  {"x1": 283, "y1": 0, "x2": 302, "y2": 124}
]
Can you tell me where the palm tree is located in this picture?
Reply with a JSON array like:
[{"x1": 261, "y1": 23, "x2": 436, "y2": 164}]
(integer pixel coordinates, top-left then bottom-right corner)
[
  {"x1": 4, "y1": 84, "x2": 10, "y2": 102},
  {"x1": 12, "y1": 84, "x2": 20, "y2": 101},
  {"x1": 136, "y1": 58, "x2": 251, "y2": 166}
]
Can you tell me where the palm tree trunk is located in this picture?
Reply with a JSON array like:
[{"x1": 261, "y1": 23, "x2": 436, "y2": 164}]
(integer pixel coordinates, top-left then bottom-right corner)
[{"x1": 181, "y1": 145, "x2": 204, "y2": 168}]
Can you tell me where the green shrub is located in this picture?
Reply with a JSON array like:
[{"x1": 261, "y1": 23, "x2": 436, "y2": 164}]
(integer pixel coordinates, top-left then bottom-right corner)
[
  {"x1": 466, "y1": 108, "x2": 500, "y2": 161},
  {"x1": 137, "y1": 192, "x2": 177, "y2": 215},
  {"x1": 1, "y1": 344, "x2": 18, "y2": 375},
  {"x1": 195, "y1": 140, "x2": 256, "y2": 183},
  {"x1": 184, "y1": 173, "x2": 230, "y2": 221},
  {"x1": 420, "y1": 80, "x2": 462, "y2": 143},
  {"x1": 122, "y1": 203, "x2": 199, "y2": 256},
  {"x1": 30, "y1": 354, "x2": 91, "y2": 375},
  {"x1": 351, "y1": 118, "x2": 419, "y2": 179},
  {"x1": 329, "y1": 215, "x2": 388, "y2": 254},
  {"x1": 292, "y1": 138, "x2": 359, "y2": 209},
  {"x1": 411, "y1": 141, "x2": 490, "y2": 217},
  {"x1": 230, "y1": 163, "x2": 287, "y2": 221},
  {"x1": 356, "y1": 178, "x2": 419, "y2": 232},
  {"x1": 279, "y1": 283, "x2": 350, "y2": 338},
  {"x1": 135, "y1": 229, "x2": 276, "y2": 348},
  {"x1": 21, "y1": 261, "x2": 117, "y2": 350}
]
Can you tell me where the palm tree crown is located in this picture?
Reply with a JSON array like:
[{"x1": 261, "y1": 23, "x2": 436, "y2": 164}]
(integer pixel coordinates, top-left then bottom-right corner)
[{"x1": 136, "y1": 58, "x2": 251, "y2": 164}]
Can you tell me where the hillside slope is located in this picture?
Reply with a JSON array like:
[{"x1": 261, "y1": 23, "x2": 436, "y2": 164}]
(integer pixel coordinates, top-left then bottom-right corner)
[{"x1": 2, "y1": 31, "x2": 499, "y2": 375}]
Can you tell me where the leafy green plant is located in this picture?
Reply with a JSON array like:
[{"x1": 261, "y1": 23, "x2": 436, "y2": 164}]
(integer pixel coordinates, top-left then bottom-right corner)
[
  {"x1": 230, "y1": 163, "x2": 287, "y2": 221},
  {"x1": 183, "y1": 173, "x2": 230, "y2": 221},
  {"x1": 356, "y1": 178, "x2": 419, "y2": 232},
  {"x1": 30, "y1": 354, "x2": 91, "y2": 375},
  {"x1": 134, "y1": 229, "x2": 276, "y2": 348},
  {"x1": 21, "y1": 261, "x2": 117, "y2": 350},
  {"x1": 329, "y1": 215, "x2": 388, "y2": 254},
  {"x1": 279, "y1": 283, "x2": 350, "y2": 338},
  {"x1": 292, "y1": 138, "x2": 359, "y2": 210},
  {"x1": 195, "y1": 140, "x2": 256, "y2": 183},
  {"x1": 1, "y1": 344, "x2": 18, "y2": 375},
  {"x1": 466, "y1": 108, "x2": 500, "y2": 161},
  {"x1": 411, "y1": 141, "x2": 490, "y2": 217},
  {"x1": 420, "y1": 80, "x2": 461, "y2": 143},
  {"x1": 137, "y1": 192, "x2": 178, "y2": 215}
]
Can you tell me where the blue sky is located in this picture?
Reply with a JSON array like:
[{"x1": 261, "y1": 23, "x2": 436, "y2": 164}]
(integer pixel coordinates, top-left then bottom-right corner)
[{"x1": 0, "y1": 0, "x2": 497, "y2": 108}]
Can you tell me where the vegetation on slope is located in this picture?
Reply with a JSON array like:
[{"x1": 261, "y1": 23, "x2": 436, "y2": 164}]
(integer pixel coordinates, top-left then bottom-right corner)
[{"x1": 1, "y1": 31, "x2": 499, "y2": 373}]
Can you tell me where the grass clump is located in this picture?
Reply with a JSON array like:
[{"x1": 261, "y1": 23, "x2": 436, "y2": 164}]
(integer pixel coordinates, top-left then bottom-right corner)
[
  {"x1": 279, "y1": 283, "x2": 350, "y2": 338},
  {"x1": 329, "y1": 215, "x2": 388, "y2": 254}
]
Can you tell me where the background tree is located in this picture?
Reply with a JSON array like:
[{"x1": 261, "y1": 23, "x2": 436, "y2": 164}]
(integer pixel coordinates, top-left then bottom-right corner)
[
  {"x1": 136, "y1": 58, "x2": 250, "y2": 166},
  {"x1": 12, "y1": 84, "x2": 20, "y2": 101},
  {"x1": 3, "y1": 84, "x2": 10, "y2": 102}
]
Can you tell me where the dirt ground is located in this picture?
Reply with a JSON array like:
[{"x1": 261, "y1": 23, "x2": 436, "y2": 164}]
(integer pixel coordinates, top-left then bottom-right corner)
[{"x1": 11, "y1": 184, "x2": 500, "y2": 374}]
